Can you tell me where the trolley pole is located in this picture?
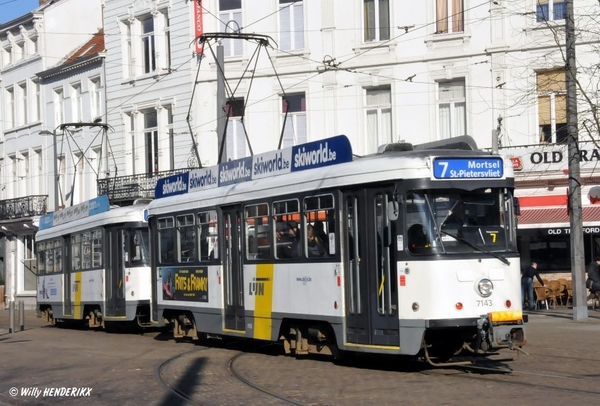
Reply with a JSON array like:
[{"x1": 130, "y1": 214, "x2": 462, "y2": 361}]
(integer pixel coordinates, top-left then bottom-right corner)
[
  {"x1": 565, "y1": 0, "x2": 587, "y2": 321},
  {"x1": 216, "y1": 44, "x2": 227, "y2": 164}
]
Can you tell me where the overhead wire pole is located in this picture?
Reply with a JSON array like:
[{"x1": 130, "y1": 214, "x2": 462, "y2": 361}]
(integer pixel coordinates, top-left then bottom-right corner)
[{"x1": 565, "y1": 0, "x2": 587, "y2": 320}]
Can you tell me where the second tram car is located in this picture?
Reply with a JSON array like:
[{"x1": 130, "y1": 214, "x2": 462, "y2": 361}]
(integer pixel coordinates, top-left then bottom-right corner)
[
  {"x1": 36, "y1": 196, "x2": 152, "y2": 328},
  {"x1": 147, "y1": 134, "x2": 526, "y2": 365}
]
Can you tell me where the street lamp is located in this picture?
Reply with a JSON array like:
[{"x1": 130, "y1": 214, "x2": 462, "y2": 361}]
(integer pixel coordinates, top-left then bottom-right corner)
[{"x1": 39, "y1": 129, "x2": 59, "y2": 212}]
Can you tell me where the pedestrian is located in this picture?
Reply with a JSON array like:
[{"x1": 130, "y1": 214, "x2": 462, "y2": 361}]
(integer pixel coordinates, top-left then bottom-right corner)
[
  {"x1": 586, "y1": 256, "x2": 600, "y2": 293},
  {"x1": 522, "y1": 261, "x2": 544, "y2": 310}
]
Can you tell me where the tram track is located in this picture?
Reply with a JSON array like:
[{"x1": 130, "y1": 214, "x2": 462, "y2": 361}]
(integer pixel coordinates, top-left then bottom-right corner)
[
  {"x1": 228, "y1": 352, "x2": 306, "y2": 406},
  {"x1": 155, "y1": 343, "x2": 307, "y2": 406},
  {"x1": 155, "y1": 348, "x2": 209, "y2": 406},
  {"x1": 421, "y1": 362, "x2": 600, "y2": 397}
]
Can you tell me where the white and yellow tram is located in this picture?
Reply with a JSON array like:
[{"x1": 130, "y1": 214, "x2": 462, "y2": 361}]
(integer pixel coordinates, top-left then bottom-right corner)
[
  {"x1": 36, "y1": 196, "x2": 152, "y2": 328},
  {"x1": 149, "y1": 134, "x2": 526, "y2": 364}
]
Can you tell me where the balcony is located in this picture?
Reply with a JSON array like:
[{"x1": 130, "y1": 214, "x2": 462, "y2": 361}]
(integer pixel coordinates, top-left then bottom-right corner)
[
  {"x1": 0, "y1": 195, "x2": 48, "y2": 220},
  {"x1": 97, "y1": 169, "x2": 190, "y2": 205}
]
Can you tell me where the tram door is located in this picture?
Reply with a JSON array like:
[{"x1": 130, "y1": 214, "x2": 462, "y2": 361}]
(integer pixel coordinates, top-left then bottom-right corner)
[
  {"x1": 343, "y1": 187, "x2": 399, "y2": 346},
  {"x1": 105, "y1": 227, "x2": 126, "y2": 317},
  {"x1": 222, "y1": 206, "x2": 246, "y2": 332},
  {"x1": 63, "y1": 238, "x2": 72, "y2": 316}
]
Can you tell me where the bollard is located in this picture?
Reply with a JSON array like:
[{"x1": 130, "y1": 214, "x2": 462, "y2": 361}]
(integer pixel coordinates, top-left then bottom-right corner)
[
  {"x1": 8, "y1": 301, "x2": 14, "y2": 334},
  {"x1": 19, "y1": 300, "x2": 24, "y2": 331}
]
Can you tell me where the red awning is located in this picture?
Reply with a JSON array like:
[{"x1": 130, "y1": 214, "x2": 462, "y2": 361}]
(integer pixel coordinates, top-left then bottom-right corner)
[{"x1": 518, "y1": 205, "x2": 600, "y2": 227}]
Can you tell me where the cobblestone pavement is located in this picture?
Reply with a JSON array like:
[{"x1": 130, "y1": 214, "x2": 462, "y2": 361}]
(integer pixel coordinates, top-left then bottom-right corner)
[{"x1": 1, "y1": 308, "x2": 599, "y2": 406}]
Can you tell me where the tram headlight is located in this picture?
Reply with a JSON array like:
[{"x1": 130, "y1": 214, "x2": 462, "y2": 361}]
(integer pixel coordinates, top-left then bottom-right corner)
[{"x1": 477, "y1": 278, "x2": 494, "y2": 297}]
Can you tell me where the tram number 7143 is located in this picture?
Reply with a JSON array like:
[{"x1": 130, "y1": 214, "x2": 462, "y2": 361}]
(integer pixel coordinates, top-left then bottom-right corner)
[{"x1": 476, "y1": 299, "x2": 493, "y2": 307}]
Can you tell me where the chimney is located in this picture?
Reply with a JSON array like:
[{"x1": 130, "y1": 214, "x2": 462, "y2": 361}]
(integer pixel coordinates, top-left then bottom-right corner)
[{"x1": 39, "y1": 0, "x2": 49, "y2": 5}]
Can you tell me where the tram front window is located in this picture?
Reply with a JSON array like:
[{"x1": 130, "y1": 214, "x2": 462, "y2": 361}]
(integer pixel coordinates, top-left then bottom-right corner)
[
  {"x1": 125, "y1": 229, "x2": 150, "y2": 266},
  {"x1": 406, "y1": 189, "x2": 517, "y2": 256}
]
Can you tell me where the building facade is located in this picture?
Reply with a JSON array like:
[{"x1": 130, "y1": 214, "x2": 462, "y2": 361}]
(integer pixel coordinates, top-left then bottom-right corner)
[
  {"x1": 0, "y1": 0, "x2": 103, "y2": 307},
  {"x1": 2, "y1": 0, "x2": 600, "y2": 307}
]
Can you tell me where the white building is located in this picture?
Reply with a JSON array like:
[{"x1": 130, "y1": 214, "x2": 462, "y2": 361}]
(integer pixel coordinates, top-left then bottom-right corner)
[
  {"x1": 0, "y1": 0, "x2": 103, "y2": 307},
  {"x1": 3, "y1": 0, "x2": 600, "y2": 307}
]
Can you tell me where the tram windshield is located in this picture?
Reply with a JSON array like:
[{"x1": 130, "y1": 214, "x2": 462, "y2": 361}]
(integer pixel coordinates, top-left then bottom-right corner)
[
  {"x1": 406, "y1": 188, "x2": 517, "y2": 257},
  {"x1": 125, "y1": 228, "x2": 150, "y2": 267}
]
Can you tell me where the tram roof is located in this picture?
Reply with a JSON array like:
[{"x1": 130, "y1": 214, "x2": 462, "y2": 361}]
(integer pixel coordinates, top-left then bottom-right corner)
[
  {"x1": 149, "y1": 145, "x2": 514, "y2": 217},
  {"x1": 36, "y1": 203, "x2": 148, "y2": 240}
]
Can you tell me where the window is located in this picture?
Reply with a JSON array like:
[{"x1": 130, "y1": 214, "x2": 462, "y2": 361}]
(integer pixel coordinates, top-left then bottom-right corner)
[
  {"x1": 304, "y1": 194, "x2": 335, "y2": 258},
  {"x1": 144, "y1": 110, "x2": 159, "y2": 173},
  {"x1": 537, "y1": 69, "x2": 567, "y2": 144},
  {"x1": 141, "y1": 16, "x2": 157, "y2": 74},
  {"x1": 122, "y1": 10, "x2": 170, "y2": 79},
  {"x1": 35, "y1": 149, "x2": 43, "y2": 196},
  {"x1": 52, "y1": 240, "x2": 63, "y2": 273},
  {"x1": 280, "y1": 0, "x2": 304, "y2": 50},
  {"x1": 198, "y1": 211, "x2": 218, "y2": 261},
  {"x1": 436, "y1": 0, "x2": 464, "y2": 34},
  {"x1": 54, "y1": 87, "x2": 64, "y2": 126},
  {"x1": 245, "y1": 203, "x2": 270, "y2": 260},
  {"x1": 125, "y1": 228, "x2": 149, "y2": 266},
  {"x1": 21, "y1": 151, "x2": 30, "y2": 195},
  {"x1": 364, "y1": 0, "x2": 390, "y2": 42},
  {"x1": 273, "y1": 199, "x2": 300, "y2": 259},
  {"x1": 32, "y1": 80, "x2": 41, "y2": 122},
  {"x1": 37, "y1": 242, "x2": 46, "y2": 275},
  {"x1": 71, "y1": 234, "x2": 82, "y2": 270},
  {"x1": 536, "y1": 0, "x2": 566, "y2": 23},
  {"x1": 14, "y1": 41, "x2": 23, "y2": 62},
  {"x1": 158, "y1": 217, "x2": 176, "y2": 264},
  {"x1": 5, "y1": 86, "x2": 15, "y2": 129},
  {"x1": 177, "y1": 214, "x2": 196, "y2": 262},
  {"x1": 225, "y1": 98, "x2": 247, "y2": 159},
  {"x1": 1, "y1": 45, "x2": 9, "y2": 67},
  {"x1": 71, "y1": 82, "x2": 82, "y2": 122},
  {"x1": 18, "y1": 82, "x2": 27, "y2": 126},
  {"x1": 167, "y1": 107, "x2": 174, "y2": 170},
  {"x1": 219, "y1": 0, "x2": 243, "y2": 57},
  {"x1": 365, "y1": 87, "x2": 392, "y2": 153},
  {"x1": 90, "y1": 77, "x2": 102, "y2": 121},
  {"x1": 281, "y1": 93, "x2": 307, "y2": 147},
  {"x1": 92, "y1": 229, "x2": 103, "y2": 268},
  {"x1": 23, "y1": 235, "x2": 36, "y2": 291},
  {"x1": 438, "y1": 79, "x2": 466, "y2": 139}
]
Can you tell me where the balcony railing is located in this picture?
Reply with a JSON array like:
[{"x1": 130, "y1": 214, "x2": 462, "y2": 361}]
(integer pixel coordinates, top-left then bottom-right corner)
[
  {"x1": 97, "y1": 169, "x2": 190, "y2": 205},
  {"x1": 0, "y1": 195, "x2": 48, "y2": 220}
]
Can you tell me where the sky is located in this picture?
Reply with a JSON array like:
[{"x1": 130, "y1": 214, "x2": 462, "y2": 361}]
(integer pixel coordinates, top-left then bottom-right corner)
[{"x1": 0, "y1": 0, "x2": 40, "y2": 24}]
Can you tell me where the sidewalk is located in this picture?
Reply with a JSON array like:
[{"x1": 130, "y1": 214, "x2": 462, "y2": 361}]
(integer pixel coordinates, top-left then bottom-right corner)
[
  {"x1": 524, "y1": 303, "x2": 600, "y2": 321},
  {"x1": 0, "y1": 308, "x2": 46, "y2": 336}
]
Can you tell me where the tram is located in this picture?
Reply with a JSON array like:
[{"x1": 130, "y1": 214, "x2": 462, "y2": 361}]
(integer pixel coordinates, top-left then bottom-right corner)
[
  {"x1": 148, "y1": 134, "x2": 526, "y2": 365},
  {"x1": 36, "y1": 196, "x2": 152, "y2": 328}
]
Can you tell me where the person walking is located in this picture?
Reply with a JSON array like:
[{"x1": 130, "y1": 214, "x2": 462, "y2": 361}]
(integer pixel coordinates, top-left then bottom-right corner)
[
  {"x1": 586, "y1": 256, "x2": 600, "y2": 293},
  {"x1": 522, "y1": 261, "x2": 544, "y2": 310}
]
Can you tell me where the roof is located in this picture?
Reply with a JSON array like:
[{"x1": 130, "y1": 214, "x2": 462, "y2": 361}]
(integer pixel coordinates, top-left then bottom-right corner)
[
  {"x1": 63, "y1": 29, "x2": 104, "y2": 65},
  {"x1": 518, "y1": 205, "x2": 600, "y2": 228}
]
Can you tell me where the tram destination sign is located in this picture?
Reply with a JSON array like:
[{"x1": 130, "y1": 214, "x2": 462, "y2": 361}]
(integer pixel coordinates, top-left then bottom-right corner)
[
  {"x1": 432, "y1": 157, "x2": 504, "y2": 179},
  {"x1": 156, "y1": 134, "x2": 353, "y2": 199}
]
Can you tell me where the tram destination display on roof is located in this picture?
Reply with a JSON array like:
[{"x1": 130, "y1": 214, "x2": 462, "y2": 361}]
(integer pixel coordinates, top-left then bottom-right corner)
[
  {"x1": 432, "y1": 157, "x2": 504, "y2": 179},
  {"x1": 155, "y1": 135, "x2": 354, "y2": 199}
]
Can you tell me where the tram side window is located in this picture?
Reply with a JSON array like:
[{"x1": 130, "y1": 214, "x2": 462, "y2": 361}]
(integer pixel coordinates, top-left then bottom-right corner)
[
  {"x1": 125, "y1": 229, "x2": 148, "y2": 266},
  {"x1": 273, "y1": 198, "x2": 300, "y2": 259},
  {"x1": 177, "y1": 214, "x2": 196, "y2": 263},
  {"x1": 158, "y1": 217, "x2": 176, "y2": 264},
  {"x1": 245, "y1": 203, "x2": 270, "y2": 260},
  {"x1": 82, "y1": 231, "x2": 92, "y2": 269},
  {"x1": 92, "y1": 229, "x2": 103, "y2": 268},
  {"x1": 52, "y1": 240, "x2": 63, "y2": 273},
  {"x1": 71, "y1": 234, "x2": 82, "y2": 270},
  {"x1": 304, "y1": 194, "x2": 335, "y2": 258},
  {"x1": 406, "y1": 192, "x2": 434, "y2": 254},
  {"x1": 36, "y1": 242, "x2": 46, "y2": 275},
  {"x1": 198, "y1": 210, "x2": 218, "y2": 261}
]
